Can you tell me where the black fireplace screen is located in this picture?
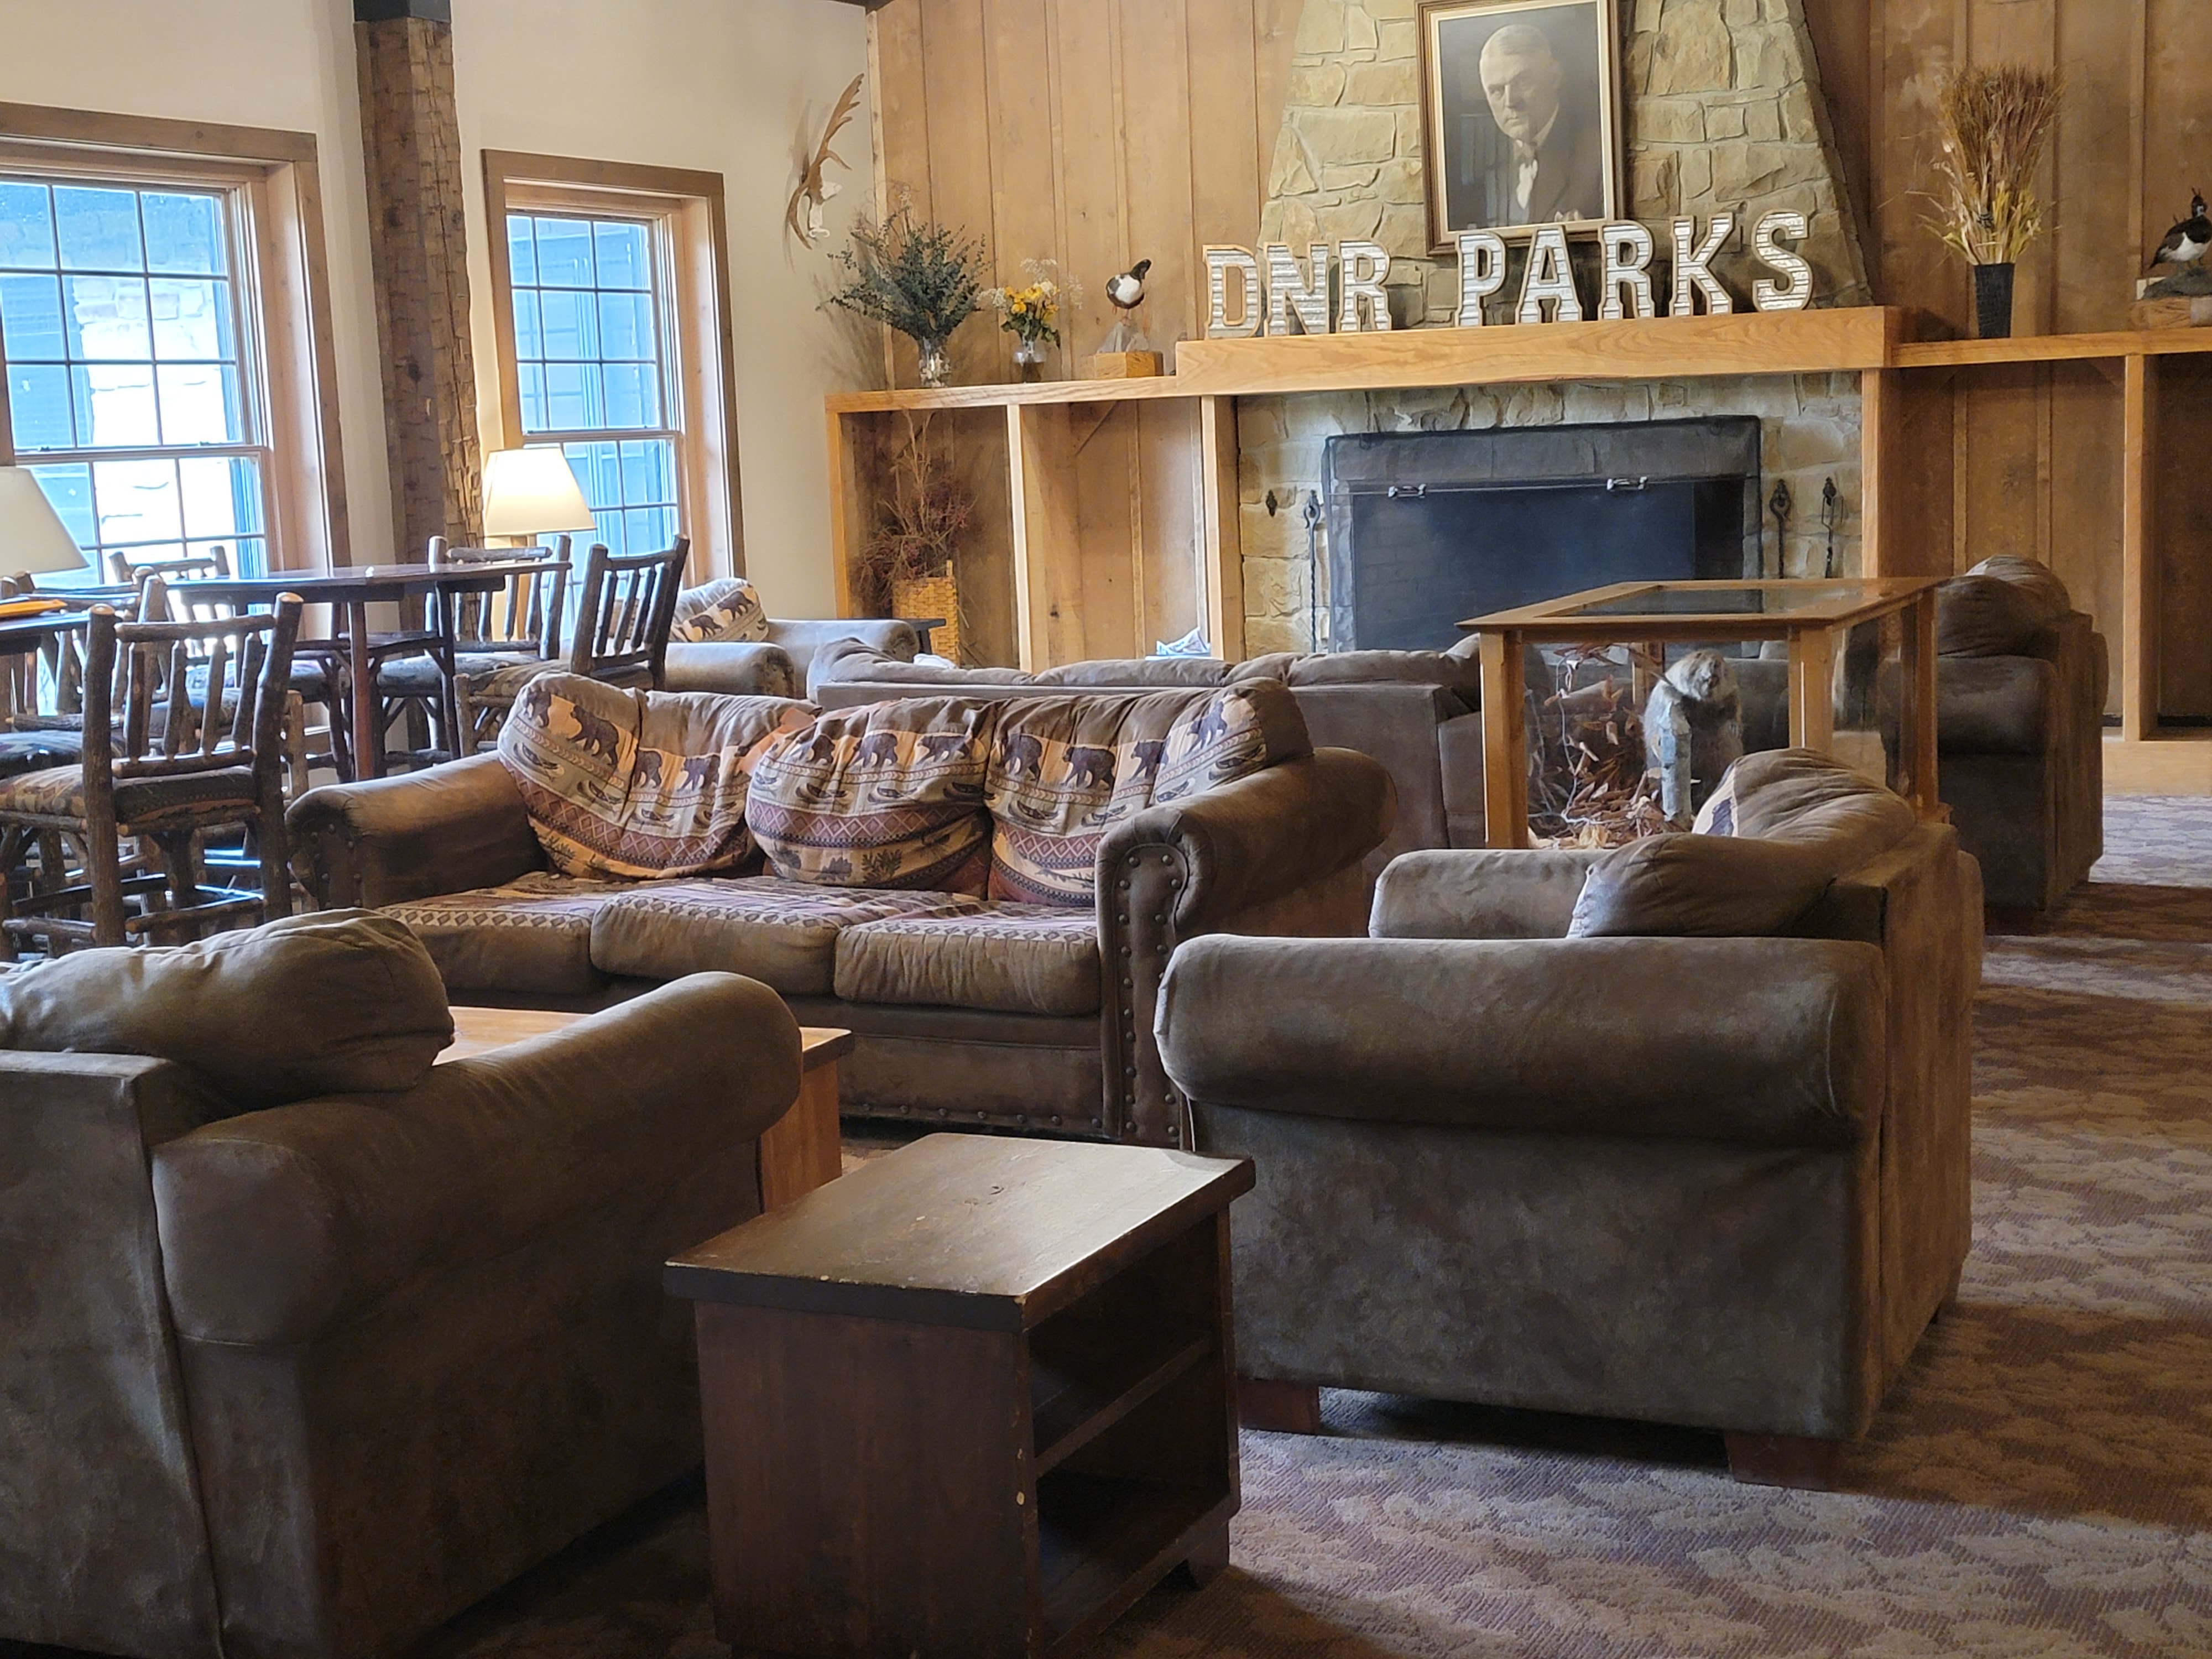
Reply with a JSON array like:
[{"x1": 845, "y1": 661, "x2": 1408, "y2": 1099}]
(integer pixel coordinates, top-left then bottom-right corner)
[{"x1": 1321, "y1": 417, "x2": 1764, "y2": 652}]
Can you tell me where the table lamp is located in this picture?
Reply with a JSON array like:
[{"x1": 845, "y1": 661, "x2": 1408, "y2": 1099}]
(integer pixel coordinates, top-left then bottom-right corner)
[
  {"x1": 481, "y1": 447, "x2": 598, "y2": 550},
  {"x1": 0, "y1": 467, "x2": 90, "y2": 589}
]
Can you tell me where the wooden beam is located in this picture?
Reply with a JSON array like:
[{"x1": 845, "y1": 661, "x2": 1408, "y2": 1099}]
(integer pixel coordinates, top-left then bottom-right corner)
[
  {"x1": 2122, "y1": 352, "x2": 2158, "y2": 740},
  {"x1": 355, "y1": 4, "x2": 482, "y2": 562}
]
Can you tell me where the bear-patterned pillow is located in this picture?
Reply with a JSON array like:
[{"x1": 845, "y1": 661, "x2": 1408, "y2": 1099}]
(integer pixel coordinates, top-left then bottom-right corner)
[
  {"x1": 744, "y1": 699, "x2": 998, "y2": 893},
  {"x1": 670, "y1": 578, "x2": 770, "y2": 644},
  {"x1": 983, "y1": 680, "x2": 1311, "y2": 905}
]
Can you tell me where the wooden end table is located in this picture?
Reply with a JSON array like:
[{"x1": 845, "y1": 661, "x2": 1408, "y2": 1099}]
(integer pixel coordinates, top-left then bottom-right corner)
[
  {"x1": 1463, "y1": 576, "x2": 1946, "y2": 848},
  {"x1": 442, "y1": 1008, "x2": 850, "y2": 1211},
  {"x1": 664, "y1": 1132, "x2": 1255, "y2": 1659}
]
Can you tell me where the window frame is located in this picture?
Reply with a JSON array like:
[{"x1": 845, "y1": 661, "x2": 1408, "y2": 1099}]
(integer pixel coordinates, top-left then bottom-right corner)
[
  {"x1": 482, "y1": 152, "x2": 742, "y2": 582},
  {"x1": 0, "y1": 102, "x2": 350, "y2": 574}
]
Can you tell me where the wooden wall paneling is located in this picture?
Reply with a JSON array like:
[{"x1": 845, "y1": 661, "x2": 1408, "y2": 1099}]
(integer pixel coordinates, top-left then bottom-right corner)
[
  {"x1": 919, "y1": 0, "x2": 1004, "y2": 387},
  {"x1": 1965, "y1": 0, "x2": 2058, "y2": 336},
  {"x1": 983, "y1": 0, "x2": 1060, "y2": 335},
  {"x1": 1118, "y1": 0, "x2": 1201, "y2": 358},
  {"x1": 2154, "y1": 352, "x2": 2212, "y2": 722},
  {"x1": 1136, "y1": 399, "x2": 1204, "y2": 651},
  {"x1": 952, "y1": 406, "x2": 1019, "y2": 666},
  {"x1": 1956, "y1": 366, "x2": 2046, "y2": 566},
  {"x1": 2121, "y1": 351, "x2": 2158, "y2": 739},
  {"x1": 827, "y1": 409, "x2": 868, "y2": 616},
  {"x1": 870, "y1": 0, "x2": 934, "y2": 390},
  {"x1": 1070, "y1": 404, "x2": 1140, "y2": 659},
  {"x1": 1871, "y1": 0, "x2": 1957, "y2": 329},
  {"x1": 1008, "y1": 402, "x2": 1082, "y2": 666},
  {"x1": 2048, "y1": 361, "x2": 2125, "y2": 711},
  {"x1": 1802, "y1": 0, "x2": 1874, "y2": 283},
  {"x1": 2052, "y1": 0, "x2": 2143, "y2": 336},
  {"x1": 1861, "y1": 367, "x2": 1954, "y2": 578}
]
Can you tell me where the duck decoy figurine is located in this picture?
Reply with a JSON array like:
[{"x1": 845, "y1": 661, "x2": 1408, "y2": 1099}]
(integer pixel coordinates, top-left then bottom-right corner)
[
  {"x1": 1105, "y1": 259, "x2": 1152, "y2": 311},
  {"x1": 2153, "y1": 191, "x2": 2211, "y2": 269}
]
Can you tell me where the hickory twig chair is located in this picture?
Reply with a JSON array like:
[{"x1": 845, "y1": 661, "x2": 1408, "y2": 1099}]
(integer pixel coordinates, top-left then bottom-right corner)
[
  {"x1": 424, "y1": 536, "x2": 571, "y2": 753},
  {"x1": 569, "y1": 538, "x2": 689, "y2": 688},
  {"x1": 0, "y1": 595, "x2": 302, "y2": 953}
]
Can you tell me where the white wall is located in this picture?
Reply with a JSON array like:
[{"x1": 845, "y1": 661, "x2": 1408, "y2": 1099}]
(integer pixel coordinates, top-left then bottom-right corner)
[
  {"x1": 451, "y1": 0, "x2": 871, "y2": 615},
  {"x1": 0, "y1": 0, "x2": 395, "y2": 562},
  {"x1": 0, "y1": 0, "x2": 873, "y2": 610}
]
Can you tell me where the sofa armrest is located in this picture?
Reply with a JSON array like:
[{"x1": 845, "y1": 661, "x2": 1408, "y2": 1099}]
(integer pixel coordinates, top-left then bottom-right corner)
[
  {"x1": 151, "y1": 974, "x2": 801, "y2": 1348},
  {"x1": 288, "y1": 753, "x2": 541, "y2": 909},
  {"x1": 1157, "y1": 933, "x2": 1886, "y2": 1149},
  {"x1": 1371, "y1": 847, "x2": 1603, "y2": 938},
  {"x1": 1095, "y1": 747, "x2": 1394, "y2": 1147},
  {"x1": 663, "y1": 640, "x2": 800, "y2": 700}
]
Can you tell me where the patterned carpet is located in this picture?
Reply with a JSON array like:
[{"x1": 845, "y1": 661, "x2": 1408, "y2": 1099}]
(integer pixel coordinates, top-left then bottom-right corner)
[{"x1": 41, "y1": 801, "x2": 2211, "y2": 1659}]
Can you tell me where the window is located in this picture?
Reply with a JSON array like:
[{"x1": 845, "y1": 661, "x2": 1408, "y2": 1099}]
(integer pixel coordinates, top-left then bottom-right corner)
[
  {"x1": 0, "y1": 177, "x2": 267, "y2": 581},
  {"x1": 484, "y1": 152, "x2": 740, "y2": 578},
  {"x1": 505, "y1": 210, "x2": 679, "y2": 556},
  {"x1": 0, "y1": 107, "x2": 346, "y2": 578}
]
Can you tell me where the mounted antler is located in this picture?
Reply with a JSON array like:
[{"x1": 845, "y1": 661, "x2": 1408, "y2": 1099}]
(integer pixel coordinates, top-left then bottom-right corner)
[{"x1": 787, "y1": 74, "x2": 865, "y2": 246}]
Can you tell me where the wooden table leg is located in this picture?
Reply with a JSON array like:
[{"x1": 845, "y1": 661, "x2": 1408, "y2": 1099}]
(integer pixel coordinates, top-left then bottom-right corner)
[
  {"x1": 347, "y1": 600, "x2": 381, "y2": 780},
  {"x1": 1787, "y1": 623, "x2": 1837, "y2": 753},
  {"x1": 1899, "y1": 587, "x2": 1941, "y2": 817},
  {"x1": 757, "y1": 1056, "x2": 843, "y2": 1211},
  {"x1": 1478, "y1": 628, "x2": 1530, "y2": 848}
]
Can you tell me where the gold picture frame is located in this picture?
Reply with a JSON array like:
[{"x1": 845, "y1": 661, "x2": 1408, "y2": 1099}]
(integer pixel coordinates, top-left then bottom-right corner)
[{"x1": 1418, "y1": 0, "x2": 1625, "y2": 253}]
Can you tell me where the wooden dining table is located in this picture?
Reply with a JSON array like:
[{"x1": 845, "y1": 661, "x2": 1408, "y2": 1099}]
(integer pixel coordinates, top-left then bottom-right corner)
[{"x1": 182, "y1": 561, "x2": 554, "y2": 780}]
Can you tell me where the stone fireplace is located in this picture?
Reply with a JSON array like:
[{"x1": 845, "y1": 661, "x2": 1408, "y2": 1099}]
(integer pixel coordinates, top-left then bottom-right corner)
[{"x1": 1235, "y1": 0, "x2": 1871, "y2": 654}]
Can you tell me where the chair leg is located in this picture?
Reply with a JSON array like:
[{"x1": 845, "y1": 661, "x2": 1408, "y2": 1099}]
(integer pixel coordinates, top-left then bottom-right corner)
[
  {"x1": 283, "y1": 691, "x2": 310, "y2": 799},
  {"x1": 85, "y1": 818, "x2": 128, "y2": 948},
  {"x1": 155, "y1": 831, "x2": 204, "y2": 938},
  {"x1": 0, "y1": 826, "x2": 24, "y2": 961},
  {"x1": 1723, "y1": 1432, "x2": 1845, "y2": 1490},
  {"x1": 258, "y1": 790, "x2": 293, "y2": 924}
]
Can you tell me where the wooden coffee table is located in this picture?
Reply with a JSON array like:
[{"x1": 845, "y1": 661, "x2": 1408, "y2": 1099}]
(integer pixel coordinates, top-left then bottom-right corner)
[
  {"x1": 442, "y1": 1008, "x2": 850, "y2": 1211},
  {"x1": 664, "y1": 1132, "x2": 1255, "y2": 1659}
]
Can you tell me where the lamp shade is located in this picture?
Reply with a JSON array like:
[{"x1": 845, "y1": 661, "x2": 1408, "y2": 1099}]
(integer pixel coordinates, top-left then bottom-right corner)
[
  {"x1": 482, "y1": 447, "x2": 598, "y2": 539},
  {"x1": 0, "y1": 468, "x2": 89, "y2": 576}
]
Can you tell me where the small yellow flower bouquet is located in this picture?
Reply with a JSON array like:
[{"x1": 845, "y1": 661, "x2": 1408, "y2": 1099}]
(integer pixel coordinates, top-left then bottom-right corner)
[{"x1": 984, "y1": 259, "x2": 1078, "y2": 349}]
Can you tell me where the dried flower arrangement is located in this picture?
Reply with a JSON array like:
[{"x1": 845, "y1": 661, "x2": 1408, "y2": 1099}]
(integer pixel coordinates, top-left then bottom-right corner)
[
  {"x1": 983, "y1": 260, "x2": 1078, "y2": 348},
  {"x1": 1928, "y1": 65, "x2": 2063, "y2": 265},
  {"x1": 827, "y1": 205, "x2": 988, "y2": 386},
  {"x1": 854, "y1": 414, "x2": 975, "y2": 648}
]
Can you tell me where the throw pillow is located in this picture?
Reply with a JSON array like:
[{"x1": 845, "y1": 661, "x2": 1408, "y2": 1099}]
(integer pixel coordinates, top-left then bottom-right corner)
[
  {"x1": 1695, "y1": 748, "x2": 1918, "y2": 872},
  {"x1": 984, "y1": 680, "x2": 1312, "y2": 905},
  {"x1": 744, "y1": 698, "x2": 998, "y2": 893},
  {"x1": 1567, "y1": 833, "x2": 1839, "y2": 938},
  {"x1": 1968, "y1": 554, "x2": 2073, "y2": 625},
  {"x1": 497, "y1": 672, "x2": 811, "y2": 879},
  {"x1": 0, "y1": 910, "x2": 452, "y2": 1111},
  {"x1": 1937, "y1": 574, "x2": 2057, "y2": 658},
  {"x1": 670, "y1": 578, "x2": 770, "y2": 644}
]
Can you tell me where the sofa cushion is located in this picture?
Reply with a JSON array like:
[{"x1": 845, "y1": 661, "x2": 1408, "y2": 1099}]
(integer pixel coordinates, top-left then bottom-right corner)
[
  {"x1": 663, "y1": 640, "x2": 800, "y2": 701},
  {"x1": 1030, "y1": 658, "x2": 1234, "y2": 689},
  {"x1": 1937, "y1": 574, "x2": 2058, "y2": 659},
  {"x1": 983, "y1": 680, "x2": 1312, "y2": 905},
  {"x1": 1567, "y1": 833, "x2": 1841, "y2": 938},
  {"x1": 383, "y1": 872, "x2": 630, "y2": 995},
  {"x1": 1695, "y1": 747, "x2": 1917, "y2": 872},
  {"x1": 1937, "y1": 654, "x2": 2054, "y2": 755},
  {"x1": 497, "y1": 672, "x2": 810, "y2": 879},
  {"x1": 1968, "y1": 553, "x2": 2073, "y2": 625},
  {"x1": 833, "y1": 902, "x2": 1102, "y2": 1016},
  {"x1": 588, "y1": 876, "x2": 984, "y2": 995},
  {"x1": 670, "y1": 577, "x2": 769, "y2": 643},
  {"x1": 808, "y1": 636, "x2": 1030, "y2": 693},
  {"x1": 745, "y1": 699, "x2": 997, "y2": 893},
  {"x1": 0, "y1": 910, "x2": 451, "y2": 1110}
]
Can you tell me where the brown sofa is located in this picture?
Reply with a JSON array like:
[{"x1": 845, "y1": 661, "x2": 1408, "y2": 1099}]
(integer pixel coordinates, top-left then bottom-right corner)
[
  {"x1": 1155, "y1": 750, "x2": 1981, "y2": 1483},
  {"x1": 290, "y1": 677, "x2": 1393, "y2": 1148},
  {"x1": 0, "y1": 912, "x2": 802, "y2": 1659},
  {"x1": 810, "y1": 635, "x2": 1494, "y2": 873}
]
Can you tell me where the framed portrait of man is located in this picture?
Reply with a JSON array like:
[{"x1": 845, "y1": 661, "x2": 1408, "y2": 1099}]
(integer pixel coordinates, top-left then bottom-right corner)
[{"x1": 1418, "y1": 0, "x2": 1624, "y2": 249}]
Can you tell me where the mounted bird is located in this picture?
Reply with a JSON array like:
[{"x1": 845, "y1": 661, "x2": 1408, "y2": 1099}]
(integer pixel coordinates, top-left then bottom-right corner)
[
  {"x1": 786, "y1": 74, "x2": 864, "y2": 247},
  {"x1": 1105, "y1": 259, "x2": 1151, "y2": 312},
  {"x1": 2152, "y1": 191, "x2": 2211, "y2": 271}
]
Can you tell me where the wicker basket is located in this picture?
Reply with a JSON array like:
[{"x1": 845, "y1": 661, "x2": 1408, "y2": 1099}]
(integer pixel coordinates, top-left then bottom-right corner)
[{"x1": 892, "y1": 573, "x2": 962, "y2": 665}]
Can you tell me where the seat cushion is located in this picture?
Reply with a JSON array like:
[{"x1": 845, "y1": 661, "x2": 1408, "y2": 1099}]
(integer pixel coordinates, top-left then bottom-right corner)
[
  {"x1": 833, "y1": 902, "x2": 1102, "y2": 1016},
  {"x1": 0, "y1": 729, "x2": 81, "y2": 778},
  {"x1": 383, "y1": 872, "x2": 632, "y2": 995},
  {"x1": 0, "y1": 762, "x2": 259, "y2": 826},
  {"x1": 379, "y1": 651, "x2": 536, "y2": 697},
  {"x1": 0, "y1": 910, "x2": 451, "y2": 1111},
  {"x1": 744, "y1": 699, "x2": 997, "y2": 893},
  {"x1": 1937, "y1": 574, "x2": 2057, "y2": 658},
  {"x1": 497, "y1": 671, "x2": 811, "y2": 879},
  {"x1": 589, "y1": 876, "x2": 984, "y2": 995},
  {"x1": 671, "y1": 577, "x2": 770, "y2": 643},
  {"x1": 1937, "y1": 654, "x2": 2053, "y2": 755},
  {"x1": 983, "y1": 680, "x2": 1311, "y2": 905}
]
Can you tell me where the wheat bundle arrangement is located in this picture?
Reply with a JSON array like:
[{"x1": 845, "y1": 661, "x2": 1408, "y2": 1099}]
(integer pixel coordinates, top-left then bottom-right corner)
[{"x1": 1930, "y1": 64, "x2": 2063, "y2": 265}]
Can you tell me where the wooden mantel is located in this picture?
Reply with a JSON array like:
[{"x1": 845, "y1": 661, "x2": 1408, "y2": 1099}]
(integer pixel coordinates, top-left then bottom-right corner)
[{"x1": 827, "y1": 306, "x2": 2212, "y2": 791}]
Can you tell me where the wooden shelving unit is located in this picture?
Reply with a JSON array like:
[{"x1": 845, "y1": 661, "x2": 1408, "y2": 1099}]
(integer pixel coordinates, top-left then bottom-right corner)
[{"x1": 828, "y1": 306, "x2": 2212, "y2": 789}]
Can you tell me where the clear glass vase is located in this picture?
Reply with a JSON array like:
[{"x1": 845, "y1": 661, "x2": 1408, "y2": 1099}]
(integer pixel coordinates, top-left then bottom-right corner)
[
  {"x1": 915, "y1": 336, "x2": 951, "y2": 389},
  {"x1": 1013, "y1": 333, "x2": 1047, "y2": 382}
]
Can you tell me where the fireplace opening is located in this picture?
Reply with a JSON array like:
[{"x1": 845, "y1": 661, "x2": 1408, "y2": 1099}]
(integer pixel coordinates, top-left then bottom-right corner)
[{"x1": 1321, "y1": 417, "x2": 1764, "y2": 652}]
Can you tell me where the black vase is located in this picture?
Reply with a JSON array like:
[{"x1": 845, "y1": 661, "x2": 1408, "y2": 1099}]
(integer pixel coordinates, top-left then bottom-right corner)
[{"x1": 1973, "y1": 263, "x2": 2016, "y2": 340}]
